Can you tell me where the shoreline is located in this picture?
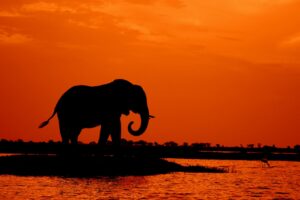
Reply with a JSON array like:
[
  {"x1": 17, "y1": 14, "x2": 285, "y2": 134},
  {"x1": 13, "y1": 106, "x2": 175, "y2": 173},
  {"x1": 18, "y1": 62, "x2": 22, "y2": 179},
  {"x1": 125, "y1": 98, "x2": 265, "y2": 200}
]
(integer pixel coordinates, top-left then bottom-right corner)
[
  {"x1": 0, "y1": 151, "x2": 299, "y2": 162},
  {"x1": 0, "y1": 141, "x2": 299, "y2": 162},
  {"x1": 0, "y1": 154, "x2": 226, "y2": 177}
]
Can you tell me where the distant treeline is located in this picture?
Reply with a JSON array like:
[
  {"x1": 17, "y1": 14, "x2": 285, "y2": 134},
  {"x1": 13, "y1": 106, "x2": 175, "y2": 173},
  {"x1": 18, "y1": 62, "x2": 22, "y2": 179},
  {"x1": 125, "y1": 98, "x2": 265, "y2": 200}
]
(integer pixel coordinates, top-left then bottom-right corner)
[{"x1": 1, "y1": 139, "x2": 300, "y2": 157}]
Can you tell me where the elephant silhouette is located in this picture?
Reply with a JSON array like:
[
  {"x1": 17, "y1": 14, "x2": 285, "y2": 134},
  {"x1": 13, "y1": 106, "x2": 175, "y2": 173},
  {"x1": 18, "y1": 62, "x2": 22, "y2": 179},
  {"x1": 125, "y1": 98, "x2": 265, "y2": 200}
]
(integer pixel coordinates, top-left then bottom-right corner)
[{"x1": 39, "y1": 79, "x2": 154, "y2": 146}]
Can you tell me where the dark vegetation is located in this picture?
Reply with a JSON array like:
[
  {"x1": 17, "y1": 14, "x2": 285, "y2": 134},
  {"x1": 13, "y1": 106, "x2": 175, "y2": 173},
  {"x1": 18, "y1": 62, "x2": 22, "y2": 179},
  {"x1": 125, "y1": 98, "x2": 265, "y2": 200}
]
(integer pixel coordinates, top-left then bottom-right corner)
[
  {"x1": 0, "y1": 139, "x2": 230, "y2": 177},
  {"x1": 0, "y1": 139, "x2": 299, "y2": 161},
  {"x1": 0, "y1": 155, "x2": 224, "y2": 177},
  {"x1": 0, "y1": 139, "x2": 299, "y2": 176}
]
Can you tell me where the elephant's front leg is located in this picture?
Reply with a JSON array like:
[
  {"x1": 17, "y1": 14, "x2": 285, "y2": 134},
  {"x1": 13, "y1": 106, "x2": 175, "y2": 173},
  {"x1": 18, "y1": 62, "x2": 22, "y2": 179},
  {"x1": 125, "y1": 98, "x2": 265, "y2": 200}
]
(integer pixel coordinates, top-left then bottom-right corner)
[
  {"x1": 110, "y1": 118, "x2": 121, "y2": 147},
  {"x1": 98, "y1": 123, "x2": 110, "y2": 145},
  {"x1": 98, "y1": 118, "x2": 121, "y2": 147}
]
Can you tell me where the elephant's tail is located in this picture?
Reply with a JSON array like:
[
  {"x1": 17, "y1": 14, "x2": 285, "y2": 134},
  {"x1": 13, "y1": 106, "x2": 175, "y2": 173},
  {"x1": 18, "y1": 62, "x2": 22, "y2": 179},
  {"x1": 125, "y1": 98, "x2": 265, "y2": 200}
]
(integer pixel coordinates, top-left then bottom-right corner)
[{"x1": 39, "y1": 110, "x2": 56, "y2": 128}]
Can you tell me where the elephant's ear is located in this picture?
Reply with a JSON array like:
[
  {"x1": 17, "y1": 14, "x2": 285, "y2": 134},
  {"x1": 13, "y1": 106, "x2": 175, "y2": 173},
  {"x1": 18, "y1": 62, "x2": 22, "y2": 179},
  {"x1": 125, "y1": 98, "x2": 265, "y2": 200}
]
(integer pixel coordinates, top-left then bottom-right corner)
[
  {"x1": 111, "y1": 79, "x2": 133, "y2": 116},
  {"x1": 120, "y1": 89, "x2": 131, "y2": 116},
  {"x1": 121, "y1": 108, "x2": 130, "y2": 116}
]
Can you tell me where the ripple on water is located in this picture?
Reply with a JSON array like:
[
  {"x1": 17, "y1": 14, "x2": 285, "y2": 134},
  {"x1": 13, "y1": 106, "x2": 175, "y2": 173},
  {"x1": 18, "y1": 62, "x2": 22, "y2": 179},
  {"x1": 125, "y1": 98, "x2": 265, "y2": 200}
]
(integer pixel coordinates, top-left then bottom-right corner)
[{"x1": 0, "y1": 160, "x2": 300, "y2": 199}]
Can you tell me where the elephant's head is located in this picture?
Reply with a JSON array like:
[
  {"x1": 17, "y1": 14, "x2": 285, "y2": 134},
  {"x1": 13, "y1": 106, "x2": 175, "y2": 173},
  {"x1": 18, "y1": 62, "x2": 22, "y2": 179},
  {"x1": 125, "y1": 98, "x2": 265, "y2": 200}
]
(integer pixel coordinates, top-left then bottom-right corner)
[{"x1": 112, "y1": 79, "x2": 153, "y2": 136}]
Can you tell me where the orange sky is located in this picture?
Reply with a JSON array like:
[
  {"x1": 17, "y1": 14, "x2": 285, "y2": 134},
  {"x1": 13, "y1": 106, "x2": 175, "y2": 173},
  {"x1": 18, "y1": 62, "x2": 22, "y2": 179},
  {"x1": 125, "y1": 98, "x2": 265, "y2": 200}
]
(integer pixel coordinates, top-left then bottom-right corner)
[{"x1": 0, "y1": 0, "x2": 300, "y2": 147}]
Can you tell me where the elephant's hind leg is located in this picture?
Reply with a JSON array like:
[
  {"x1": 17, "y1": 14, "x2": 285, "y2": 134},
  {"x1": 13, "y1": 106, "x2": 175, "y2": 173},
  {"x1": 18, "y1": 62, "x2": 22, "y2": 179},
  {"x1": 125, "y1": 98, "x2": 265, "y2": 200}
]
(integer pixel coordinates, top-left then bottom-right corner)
[
  {"x1": 59, "y1": 121, "x2": 81, "y2": 145},
  {"x1": 70, "y1": 128, "x2": 81, "y2": 145},
  {"x1": 59, "y1": 124, "x2": 70, "y2": 145}
]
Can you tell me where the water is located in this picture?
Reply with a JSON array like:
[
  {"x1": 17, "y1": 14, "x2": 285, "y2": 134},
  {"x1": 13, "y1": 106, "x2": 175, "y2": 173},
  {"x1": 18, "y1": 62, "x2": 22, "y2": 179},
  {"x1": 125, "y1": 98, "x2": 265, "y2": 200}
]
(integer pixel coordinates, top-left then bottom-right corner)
[{"x1": 0, "y1": 159, "x2": 299, "y2": 199}]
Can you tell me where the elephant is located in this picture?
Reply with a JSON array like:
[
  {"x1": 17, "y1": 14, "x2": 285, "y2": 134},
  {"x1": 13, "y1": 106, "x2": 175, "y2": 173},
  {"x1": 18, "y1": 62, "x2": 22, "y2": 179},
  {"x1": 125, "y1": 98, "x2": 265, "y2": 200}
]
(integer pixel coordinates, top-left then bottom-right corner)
[{"x1": 39, "y1": 79, "x2": 154, "y2": 146}]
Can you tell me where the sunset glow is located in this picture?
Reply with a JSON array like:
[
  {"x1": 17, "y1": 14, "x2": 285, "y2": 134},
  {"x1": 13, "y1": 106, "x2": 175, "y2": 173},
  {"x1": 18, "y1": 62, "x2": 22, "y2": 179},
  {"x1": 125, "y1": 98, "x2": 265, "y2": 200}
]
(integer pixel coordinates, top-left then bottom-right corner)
[{"x1": 0, "y1": 0, "x2": 299, "y2": 146}]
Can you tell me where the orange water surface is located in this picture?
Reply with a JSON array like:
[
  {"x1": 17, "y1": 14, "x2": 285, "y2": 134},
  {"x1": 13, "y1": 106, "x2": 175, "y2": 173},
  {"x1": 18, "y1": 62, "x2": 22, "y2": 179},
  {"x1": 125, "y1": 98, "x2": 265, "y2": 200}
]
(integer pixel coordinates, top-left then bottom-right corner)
[{"x1": 0, "y1": 159, "x2": 299, "y2": 199}]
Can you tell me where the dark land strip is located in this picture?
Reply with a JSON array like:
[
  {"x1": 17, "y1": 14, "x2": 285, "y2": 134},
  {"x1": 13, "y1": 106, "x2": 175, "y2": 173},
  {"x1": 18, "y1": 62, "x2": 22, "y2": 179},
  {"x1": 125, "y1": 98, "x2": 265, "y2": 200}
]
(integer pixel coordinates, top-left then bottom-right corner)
[{"x1": 0, "y1": 141, "x2": 299, "y2": 176}]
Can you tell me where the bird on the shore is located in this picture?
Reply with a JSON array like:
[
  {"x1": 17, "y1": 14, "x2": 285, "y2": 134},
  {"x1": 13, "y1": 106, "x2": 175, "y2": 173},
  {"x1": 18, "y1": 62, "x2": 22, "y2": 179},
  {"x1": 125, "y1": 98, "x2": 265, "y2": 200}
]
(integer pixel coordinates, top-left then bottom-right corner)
[{"x1": 261, "y1": 157, "x2": 271, "y2": 168}]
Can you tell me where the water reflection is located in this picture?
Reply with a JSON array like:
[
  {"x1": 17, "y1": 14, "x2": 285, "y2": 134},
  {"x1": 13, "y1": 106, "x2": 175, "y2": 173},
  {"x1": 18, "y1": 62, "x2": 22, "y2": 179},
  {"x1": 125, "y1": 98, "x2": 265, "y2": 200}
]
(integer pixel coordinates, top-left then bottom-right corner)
[{"x1": 0, "y1": 159, "x2": 299, "y2": 199}]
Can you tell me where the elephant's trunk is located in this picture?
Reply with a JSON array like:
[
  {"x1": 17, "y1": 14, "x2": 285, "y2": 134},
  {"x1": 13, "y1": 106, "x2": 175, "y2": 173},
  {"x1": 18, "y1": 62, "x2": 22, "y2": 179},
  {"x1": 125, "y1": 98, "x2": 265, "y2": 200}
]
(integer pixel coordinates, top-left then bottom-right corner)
[{"x1": 128, "y1": 107, "x2": 150, "y2": 136}]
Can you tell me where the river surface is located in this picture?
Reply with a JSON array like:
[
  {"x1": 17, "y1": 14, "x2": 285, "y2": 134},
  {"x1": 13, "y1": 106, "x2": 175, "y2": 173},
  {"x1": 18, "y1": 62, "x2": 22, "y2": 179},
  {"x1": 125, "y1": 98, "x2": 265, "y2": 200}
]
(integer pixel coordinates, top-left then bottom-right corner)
[{"x1": 0, "y1": 159, "x2": 299, "y2": 199}]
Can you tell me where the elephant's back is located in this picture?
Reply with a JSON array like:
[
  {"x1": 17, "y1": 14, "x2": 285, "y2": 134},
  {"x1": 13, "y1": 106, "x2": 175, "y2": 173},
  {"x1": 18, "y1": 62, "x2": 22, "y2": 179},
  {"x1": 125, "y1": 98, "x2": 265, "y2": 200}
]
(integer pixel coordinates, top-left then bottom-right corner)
[
  {"x1": 62, "y1": 85, "x2": 94, "y2": 99},
  {"x1": 64, "y1": 85, "x2": 93, "y2": 95},
  {"x1": 56, "y1": 85, "x2": 95, "y2": 110}
]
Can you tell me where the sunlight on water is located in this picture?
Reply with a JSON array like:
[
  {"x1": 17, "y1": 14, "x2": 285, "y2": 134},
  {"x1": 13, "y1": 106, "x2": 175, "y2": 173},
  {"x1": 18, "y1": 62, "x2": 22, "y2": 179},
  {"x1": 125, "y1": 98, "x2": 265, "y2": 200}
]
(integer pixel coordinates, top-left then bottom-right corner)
[{"x1": 0, "y1": 159, "x2": 299, "y2": 199}]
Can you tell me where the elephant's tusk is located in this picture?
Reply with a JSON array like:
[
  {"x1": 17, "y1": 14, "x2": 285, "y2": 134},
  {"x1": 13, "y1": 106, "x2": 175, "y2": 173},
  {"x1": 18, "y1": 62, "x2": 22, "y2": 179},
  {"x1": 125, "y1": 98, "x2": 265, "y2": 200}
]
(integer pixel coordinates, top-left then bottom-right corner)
[{"x1": 149, "y1": 115, "x2": 155, "y2": 119}]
